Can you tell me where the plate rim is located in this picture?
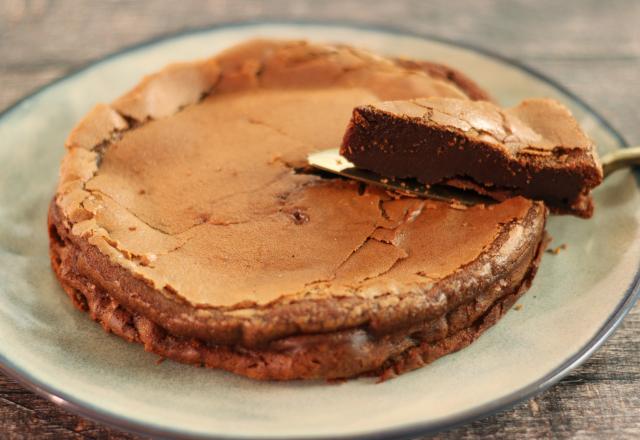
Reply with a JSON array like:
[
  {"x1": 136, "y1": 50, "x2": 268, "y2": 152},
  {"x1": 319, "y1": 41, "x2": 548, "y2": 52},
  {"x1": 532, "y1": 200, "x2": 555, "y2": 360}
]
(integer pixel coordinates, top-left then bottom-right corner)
[{"x1": 0, "y1": 19, "x2": 637, "y2": 440}]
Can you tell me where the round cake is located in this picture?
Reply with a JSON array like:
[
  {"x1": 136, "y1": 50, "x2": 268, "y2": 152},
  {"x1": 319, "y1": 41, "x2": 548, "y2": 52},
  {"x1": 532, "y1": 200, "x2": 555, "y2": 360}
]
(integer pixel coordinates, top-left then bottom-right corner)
[{"x1": 49, "y1": 40, "x2": 547, "y2": 380}]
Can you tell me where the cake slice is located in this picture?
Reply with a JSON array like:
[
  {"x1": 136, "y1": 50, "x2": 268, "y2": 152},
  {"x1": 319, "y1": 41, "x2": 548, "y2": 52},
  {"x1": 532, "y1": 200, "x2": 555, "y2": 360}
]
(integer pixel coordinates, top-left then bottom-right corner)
[{"x1": 340, "y1": 97, "x2": 603, "y2": 217}]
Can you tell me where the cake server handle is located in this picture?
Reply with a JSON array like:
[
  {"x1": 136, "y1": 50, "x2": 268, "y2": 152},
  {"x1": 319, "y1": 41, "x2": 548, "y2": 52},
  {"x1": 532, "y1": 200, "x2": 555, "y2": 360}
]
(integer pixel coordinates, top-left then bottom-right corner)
[{"x1": 602, "y1": 147, "x2": 640, "y2": 178}]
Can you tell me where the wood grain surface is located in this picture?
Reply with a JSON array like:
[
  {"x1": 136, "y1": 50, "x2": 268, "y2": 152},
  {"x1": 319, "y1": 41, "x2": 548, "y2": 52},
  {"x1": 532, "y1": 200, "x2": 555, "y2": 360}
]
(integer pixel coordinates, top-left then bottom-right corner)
[{"x1": 1, "y1": 1, "x2": 639, "y2": 438}]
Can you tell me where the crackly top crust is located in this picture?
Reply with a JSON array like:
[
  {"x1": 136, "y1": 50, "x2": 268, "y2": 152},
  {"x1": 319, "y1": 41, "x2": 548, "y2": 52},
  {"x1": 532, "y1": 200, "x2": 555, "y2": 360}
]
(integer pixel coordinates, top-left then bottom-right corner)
[
  {"x1": 391, "y1": 58, "x2": 494, "y2": 102},
  {"x1": 364, "y1": 97, "x2": 599, "y2": 154},
  {"x1": 54, "y1": 39, "x2": 546, "y2": 344}
]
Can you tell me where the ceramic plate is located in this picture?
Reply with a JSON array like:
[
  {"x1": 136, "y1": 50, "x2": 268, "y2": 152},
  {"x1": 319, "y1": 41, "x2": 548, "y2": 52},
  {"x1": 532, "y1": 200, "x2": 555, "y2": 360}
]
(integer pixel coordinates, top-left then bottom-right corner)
[{"x1": 0, "y1": 22, "x2": 638, "y2": 440}]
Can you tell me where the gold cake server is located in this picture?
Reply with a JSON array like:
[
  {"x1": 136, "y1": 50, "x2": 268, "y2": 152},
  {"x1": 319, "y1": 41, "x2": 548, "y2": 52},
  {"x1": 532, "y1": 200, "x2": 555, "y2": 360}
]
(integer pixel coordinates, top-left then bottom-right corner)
[{"x1": 308, "y1": 147, "x2": 640, "y2": 205}]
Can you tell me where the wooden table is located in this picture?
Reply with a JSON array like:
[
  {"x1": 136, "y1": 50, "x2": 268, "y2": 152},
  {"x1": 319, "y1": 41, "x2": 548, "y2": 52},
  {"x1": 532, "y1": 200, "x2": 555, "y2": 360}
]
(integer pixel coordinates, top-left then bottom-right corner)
[{"x1": 1, "y1": 1, "x2": 639, "y2": 438}]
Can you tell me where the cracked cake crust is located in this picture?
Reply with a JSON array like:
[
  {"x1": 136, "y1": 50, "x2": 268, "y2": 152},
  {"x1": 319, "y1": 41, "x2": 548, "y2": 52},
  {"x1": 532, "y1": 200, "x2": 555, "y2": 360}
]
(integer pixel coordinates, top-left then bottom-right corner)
[
  {"x1": 49, "y1": 200, "x2": 547, "y2": 380},
  {"x1": 50, "y1": 39, "x2": 548, "y2": 379},
  {"x1": 49, "y1": 196, "x2": 546, "y2": 347}
]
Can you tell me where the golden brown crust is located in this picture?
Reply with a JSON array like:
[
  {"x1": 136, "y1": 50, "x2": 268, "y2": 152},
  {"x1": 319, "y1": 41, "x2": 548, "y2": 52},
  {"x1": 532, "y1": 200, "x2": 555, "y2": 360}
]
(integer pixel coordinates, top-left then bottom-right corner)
[
  {"x1": 54, "y1": 39, "x2": 503, "y2": 315},
  {"x1": 49, "y1": 198, "x2": 546, "y2": 347},
  {"x1": 49, "y1": 200, "x2": 547, "y2": 380},
  {"x1": 112, "y1": 61, "x2": 221, "y2": 121},
  {"x1": 393, "y1": 58, "x2": 494, "y2": 102}
]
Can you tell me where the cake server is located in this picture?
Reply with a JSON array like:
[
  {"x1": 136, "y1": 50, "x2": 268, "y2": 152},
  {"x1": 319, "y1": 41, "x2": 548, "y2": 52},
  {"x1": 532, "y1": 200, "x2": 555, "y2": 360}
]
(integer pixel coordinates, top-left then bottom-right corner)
[
  {"x1": 307, "y1": 148, "x2": 494, "y2": 206},
  {"x1": 308, "y1": 147, "x2": 640, "y2": 204}
]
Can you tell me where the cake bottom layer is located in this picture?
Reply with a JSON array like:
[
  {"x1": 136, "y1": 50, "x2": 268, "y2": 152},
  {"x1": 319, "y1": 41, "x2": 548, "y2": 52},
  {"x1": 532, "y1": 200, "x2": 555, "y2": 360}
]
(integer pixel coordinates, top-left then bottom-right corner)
[{"x1": 48, "y1": 201, "x2": 547, "y2": 381}]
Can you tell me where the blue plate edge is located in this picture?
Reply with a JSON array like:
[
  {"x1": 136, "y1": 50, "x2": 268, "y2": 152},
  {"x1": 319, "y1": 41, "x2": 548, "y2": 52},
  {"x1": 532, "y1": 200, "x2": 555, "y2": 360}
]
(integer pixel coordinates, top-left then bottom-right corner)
[{"x1": 0, "y1": 19, "x2": 637, "y2": 440}]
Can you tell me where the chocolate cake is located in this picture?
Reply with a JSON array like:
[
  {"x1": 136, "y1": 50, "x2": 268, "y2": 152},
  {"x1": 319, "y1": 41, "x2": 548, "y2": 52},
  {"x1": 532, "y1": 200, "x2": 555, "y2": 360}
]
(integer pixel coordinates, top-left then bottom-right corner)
[
  {"x1": 49, "y1": 40, "x2": 548, "y2": 380},
  {"x1": 341, "y1": 98, "x2": 603, "y2": 217}
]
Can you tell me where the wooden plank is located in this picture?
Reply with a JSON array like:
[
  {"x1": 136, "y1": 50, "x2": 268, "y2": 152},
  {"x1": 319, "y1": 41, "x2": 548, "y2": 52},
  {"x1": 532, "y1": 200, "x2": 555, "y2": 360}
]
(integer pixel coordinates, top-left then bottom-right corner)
[{"x1": 1, "y1": 0, "x2": 639, "y2": 67}]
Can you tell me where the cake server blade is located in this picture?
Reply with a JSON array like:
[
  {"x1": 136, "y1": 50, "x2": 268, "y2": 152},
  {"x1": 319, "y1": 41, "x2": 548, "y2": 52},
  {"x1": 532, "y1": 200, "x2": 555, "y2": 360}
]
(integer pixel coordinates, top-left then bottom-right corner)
[{"x1": 307, "y1": 148, "x2": 494, "y2": 206}]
